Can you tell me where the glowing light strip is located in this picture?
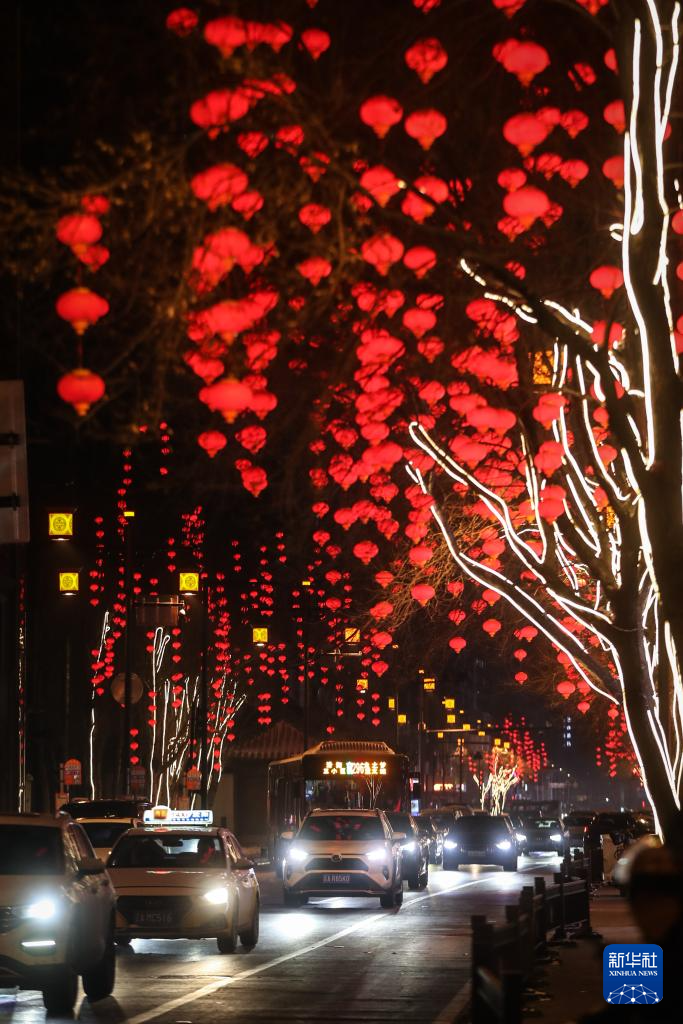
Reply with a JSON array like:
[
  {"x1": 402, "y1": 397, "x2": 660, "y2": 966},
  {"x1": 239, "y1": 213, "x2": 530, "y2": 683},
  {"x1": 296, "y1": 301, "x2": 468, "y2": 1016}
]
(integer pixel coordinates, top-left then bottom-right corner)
[
  {"x1": 542, "y1": 300, "x2": 592, "y2": 335},
  {"x1": 89, "y1": 611, "x2": 111, "y2": 799}
]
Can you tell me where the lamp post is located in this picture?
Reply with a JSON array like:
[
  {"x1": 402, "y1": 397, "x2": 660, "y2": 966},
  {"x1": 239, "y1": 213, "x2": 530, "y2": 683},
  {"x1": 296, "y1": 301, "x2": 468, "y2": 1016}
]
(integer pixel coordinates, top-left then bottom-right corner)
[{"x1": 121, "y1": 511, "x2": 135, "y2": 797}]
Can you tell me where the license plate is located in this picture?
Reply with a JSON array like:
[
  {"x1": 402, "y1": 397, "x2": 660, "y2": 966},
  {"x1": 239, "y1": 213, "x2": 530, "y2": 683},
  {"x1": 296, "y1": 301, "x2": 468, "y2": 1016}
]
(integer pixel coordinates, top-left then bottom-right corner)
[
  {"x1": 322, "y1": 873, "x2": 351, "y2": 884},
  {"x1": 467, "y1": 851, "x2": 486, "y2": 857},
  {"x1": 134, "y1": 910, "x2": 173, "y2": 926}
]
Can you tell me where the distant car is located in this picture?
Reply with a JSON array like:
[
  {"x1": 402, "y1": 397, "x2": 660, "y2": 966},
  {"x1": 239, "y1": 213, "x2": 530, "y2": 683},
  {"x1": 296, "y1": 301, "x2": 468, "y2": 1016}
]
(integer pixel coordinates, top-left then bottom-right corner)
[
  {"x1": 415, "y1": 815, "x2": 444, "y2": 865},
  {"x1": 443, "y1": 815, "x2": 518, "y2": 872},
  {"x1": 281, "y1": 808, "x2": 404, "y2": 909},
  {"x1": 0, "y1": 813, "x2": 115, "y2": 1015},
  {"x1": 61, "y1": 797, "x2": 149, "y2": 820},
  {"x1": 386, "y1": 812, "x2": 429, "y2": 890},
  {"x1": 589, "y1": 812, "x2": 637, "y2": 848},
  {"x1": 562, "y1": 812, "x2": 594, "y2": 851},
  {"x1": 75, "y1": 817, "x2": 140, "y2": 862},
  {"x1": 107, "y1": 825, "x2": 259, "y2": 953},
  {"x1": 521, "y1": 817, "x2": 566, "y2": 855}
]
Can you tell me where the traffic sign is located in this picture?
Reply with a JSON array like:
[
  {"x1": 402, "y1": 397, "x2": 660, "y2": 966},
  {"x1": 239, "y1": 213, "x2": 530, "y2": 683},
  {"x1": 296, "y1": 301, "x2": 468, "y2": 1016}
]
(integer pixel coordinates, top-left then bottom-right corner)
[{"x1": 63, "y1": 758, "x2": 82, "y2": 786}]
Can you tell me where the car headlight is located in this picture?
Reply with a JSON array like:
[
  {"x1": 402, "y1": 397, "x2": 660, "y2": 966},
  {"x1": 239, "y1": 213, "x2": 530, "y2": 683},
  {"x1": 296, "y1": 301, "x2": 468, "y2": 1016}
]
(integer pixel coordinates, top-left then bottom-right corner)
[
  {"x1": 444, "y1": 839, "x2": 458, "y2": 850},
  {"x1": 550, "y1": 833, "x2": 563, "y2": 842},
  {"x1": 496, "y1": 840, "x2": 512, "y2": 851},
  {"x1": 366, "y1": 847, "x2": 387, "y2": 863},
  {"x1": 401, "y1": 841, "x2": 417, "y2": 853},
  {"x1": 21, "y1": 898, "x2": 58, "y2": 921},
  {"x1": 516, "y1": 833, "x2": 526, "y2": 842},
  {"x1": 287, "y1": 845, "x2": 309, "y2": 864},
  {"x1": 203, "y1": 886, "x2": 229, "y2": 906}
]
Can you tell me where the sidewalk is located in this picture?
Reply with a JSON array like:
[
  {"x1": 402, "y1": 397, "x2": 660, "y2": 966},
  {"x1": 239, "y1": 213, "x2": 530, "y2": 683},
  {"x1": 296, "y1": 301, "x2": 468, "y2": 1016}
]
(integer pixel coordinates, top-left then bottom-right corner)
[{"x1": 530, "y1": 886, "x2": 639, "y2": 1023}]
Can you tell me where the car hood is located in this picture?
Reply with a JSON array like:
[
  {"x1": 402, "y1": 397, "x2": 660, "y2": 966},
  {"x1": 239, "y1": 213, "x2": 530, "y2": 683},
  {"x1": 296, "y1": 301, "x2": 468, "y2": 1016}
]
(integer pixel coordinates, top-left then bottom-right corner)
[
  {"x1": 0, "y1": 876, "x2": 65, "y2": 905},
  {"x1": 107, "y1": 867, "x2": 229, "y2": 893},
  {"x1": 293, "y1": 841, "x2": 391, "y2": 857}
]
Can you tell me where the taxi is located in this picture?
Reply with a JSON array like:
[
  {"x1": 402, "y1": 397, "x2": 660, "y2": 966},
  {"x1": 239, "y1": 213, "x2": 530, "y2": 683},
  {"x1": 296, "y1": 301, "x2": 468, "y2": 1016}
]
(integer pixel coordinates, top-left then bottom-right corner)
[{"x1": 106, "y1": 807, "x2": 259, "y2": 954}]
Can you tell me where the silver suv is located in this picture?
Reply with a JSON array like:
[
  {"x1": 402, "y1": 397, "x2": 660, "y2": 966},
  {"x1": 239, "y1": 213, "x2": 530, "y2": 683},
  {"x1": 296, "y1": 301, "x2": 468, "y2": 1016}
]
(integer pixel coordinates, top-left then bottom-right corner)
[
  {"x1": 0, "y1": 813, "x2": 116, "y2": 1014},
  {"x1": 281, "y1": 809, "x2": 404, "y2": 909}
]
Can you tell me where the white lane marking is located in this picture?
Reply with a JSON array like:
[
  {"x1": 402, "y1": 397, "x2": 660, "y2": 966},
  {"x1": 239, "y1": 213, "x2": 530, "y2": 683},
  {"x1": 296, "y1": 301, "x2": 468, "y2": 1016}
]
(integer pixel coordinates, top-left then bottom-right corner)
[
  {"x1": 433, "y1": 981, "x2": 471, "y2": 1023},
  {"x1": 123, "y1": 878, "x2": 484, "y2": 1024}
]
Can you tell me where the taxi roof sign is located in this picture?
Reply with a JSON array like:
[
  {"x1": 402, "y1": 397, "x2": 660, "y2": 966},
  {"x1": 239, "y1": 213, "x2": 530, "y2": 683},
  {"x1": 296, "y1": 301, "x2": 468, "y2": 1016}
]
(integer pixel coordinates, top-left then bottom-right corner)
[{"x1": 142, "y1": 806, "x2": 213, "y2": 826}]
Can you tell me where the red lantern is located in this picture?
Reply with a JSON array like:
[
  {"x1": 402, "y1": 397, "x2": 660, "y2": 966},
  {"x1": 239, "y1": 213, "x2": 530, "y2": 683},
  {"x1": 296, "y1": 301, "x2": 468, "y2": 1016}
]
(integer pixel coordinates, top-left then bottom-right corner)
[
  {"x1": 411, "y1": 583, "x2": 435, "y2": 604},
  {"x1": 199, "y1": 377, "x2": 253, "y2": 422},
  {"x1": 191, "y1": 164, "x2": 249, "y2": 210},
  {"x1": 361, "y1": 233, "x2": 404, "y2": 275},
  {"x1": 56, "y1": 288, "x2": 109, "y2": 334},
  {"x1": 57, "y1": 368, "x2": 105, "y2": 416},
  {"x1": 190, "y1": 89, "x2": 251, "y2": 133},
  {"x1": 359, "y1": 95, "x2": 403, "y2": 138},
  {"x1": 297, "y1": 257, "x2": 332, "y2": 285},
  {"x1": 404, "y1": 38, "x2": 448, "y2": 84},
  {"x1": 56, "y1": 213, "x2": 102, "y2": 252},
  {"x1": 198, "y1": 430, "x2": 228, "y2": 458},
  {"x1": 166, "y1": 8, "x2": 198, "y2": 36},
  {"x1": 301, "y1": 28, "x2": 330, "y2": 59},
  {"x1": 404, "y1": 108, "x2": 447, "y2": 150},
  {"x1": 589, "y1": 265, "x2": 624, "y2": 299},
  {"x1": 502, "y1": 113, "x2": 550, "y2": 155},
  {"x1": 298, "y1": 203, "x2": 331, "y2": 233},
  {"x1": 556, "y1": 680, "x2": 576, "y2": 699},
  {"x1": 493, "y1": 39, "x2": 550, "y2": 86},
  {"x1": 502, "y1": 186, "x2": 551, "y2": 227}
]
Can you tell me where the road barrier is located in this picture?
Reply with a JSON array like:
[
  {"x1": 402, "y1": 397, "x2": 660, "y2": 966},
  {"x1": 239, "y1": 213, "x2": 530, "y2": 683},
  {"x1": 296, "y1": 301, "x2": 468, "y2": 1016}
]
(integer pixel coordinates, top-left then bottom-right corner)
[{"x1": 470, "y1": 871, "x2": 593, "y2": 1024}]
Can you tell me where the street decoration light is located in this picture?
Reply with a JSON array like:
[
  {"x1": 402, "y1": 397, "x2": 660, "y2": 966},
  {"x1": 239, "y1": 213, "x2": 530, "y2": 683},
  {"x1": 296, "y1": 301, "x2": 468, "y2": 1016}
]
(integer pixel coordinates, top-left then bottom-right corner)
[
  {"x1": 48, "y1": 511, "x2": 73, "y2": 539},
  {"x1": 58, "y1": 571, "x2": 79, "y2": 595}
]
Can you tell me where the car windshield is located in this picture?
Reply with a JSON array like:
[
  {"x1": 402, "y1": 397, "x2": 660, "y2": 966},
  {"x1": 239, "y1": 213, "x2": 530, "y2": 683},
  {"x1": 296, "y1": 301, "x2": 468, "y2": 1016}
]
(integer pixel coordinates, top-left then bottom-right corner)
[
  {"x1": 298, "y1": 815, "x2": 385, "y2": 841},
  {"x1": 597, "y1": 814, "x2": 633, "y2": 830},
  {"x1": 0, "y1": 826, "x2": 63, "y2": 875},
  {"x1": 80, "y1": 822, "x2": 132, "y2": 849},
  {"x1": 452, "y1": 817, "x2": 508, "y2": 837},
  {"x1": 529, "y1": 820, "x2": 562, "y2": 829},
  {"x1": 62, "y1": 799, "x2": 140, "y2": 819},
  {"x1": 425, "y1": 814, "x2": 455, "y2": 831},
  {"x1": 108, "y1": 832, "x2": 224, "y2": 868},
  {"x1": 387, "y1": 814, "x2": 412, "y2": 835}
]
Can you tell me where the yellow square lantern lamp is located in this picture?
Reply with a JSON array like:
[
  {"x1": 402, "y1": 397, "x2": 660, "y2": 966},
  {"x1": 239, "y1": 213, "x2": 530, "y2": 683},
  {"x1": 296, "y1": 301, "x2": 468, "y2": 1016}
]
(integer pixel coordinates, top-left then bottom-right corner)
[
  {"x1": 252, "y1": 626, "x2": 269, "y2": 645},
  {"x1": 397, "y1": 713, "x2": 407, "y2": 725},
  {"x1": 59, "y1": 571, "x2": 79, "y2": 596},
  {"x1": 179, "y1": 572, "x2": 200, "y2": 595},
  {"x1": 344, "y1": 626, "x2": 361, "y2": 645},
  {"x1": 48, "y1": 511, "x2": 73, "y2": 540}
]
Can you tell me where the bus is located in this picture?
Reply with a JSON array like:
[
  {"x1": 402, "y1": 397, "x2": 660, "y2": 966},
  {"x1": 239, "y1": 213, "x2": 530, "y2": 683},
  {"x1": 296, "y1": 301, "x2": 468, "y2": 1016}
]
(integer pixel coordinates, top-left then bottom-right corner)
[{"x1": 267, "y1": 739, "x2": 411, "y2": 869}]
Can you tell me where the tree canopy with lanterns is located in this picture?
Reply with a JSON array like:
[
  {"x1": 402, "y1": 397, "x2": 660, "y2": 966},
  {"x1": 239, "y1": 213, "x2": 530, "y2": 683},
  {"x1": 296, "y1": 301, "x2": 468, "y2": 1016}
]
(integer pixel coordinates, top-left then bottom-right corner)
[{"x1": 4, "y1": 0, "x2": 683, "y2": 828}]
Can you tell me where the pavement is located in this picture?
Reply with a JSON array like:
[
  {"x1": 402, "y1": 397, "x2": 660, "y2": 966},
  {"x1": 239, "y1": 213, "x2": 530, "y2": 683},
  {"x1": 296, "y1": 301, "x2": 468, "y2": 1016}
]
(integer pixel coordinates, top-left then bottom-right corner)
[{"x1": 527, "y1": 885, "x2": 640, "y2": 1024}]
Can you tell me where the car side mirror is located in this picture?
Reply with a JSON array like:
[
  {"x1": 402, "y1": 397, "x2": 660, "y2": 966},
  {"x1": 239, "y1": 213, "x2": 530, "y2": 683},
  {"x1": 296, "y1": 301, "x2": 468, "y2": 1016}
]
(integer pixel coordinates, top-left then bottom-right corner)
[
  {"x1": 392, "y1": 832, "x2": 406, "y2": 842},
  {"x1": 280, "y1": 830, "x2": 295, "y2": 842},
  {"x1": 78, "y1": 856, "x2": 105, "y2": 876},
  {"x1": 234, "y1": 856, "x2": 255, "y2": 871}
]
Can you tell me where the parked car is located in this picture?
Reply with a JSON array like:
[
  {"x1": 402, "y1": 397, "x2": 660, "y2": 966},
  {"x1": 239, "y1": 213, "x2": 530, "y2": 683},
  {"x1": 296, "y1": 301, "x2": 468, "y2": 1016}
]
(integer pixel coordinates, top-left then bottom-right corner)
[
  {"x1": 442, "y1": 815, "x2": 518, "y2": 872},
  {"x1": 562, "y1": 811, "x2": 595, "y2": 852},
  {"x1": 281, "y1": 809, "x2": 404, "y2": 909},
  {"x1": 0, "y1": 813, "x2": 115, "y2": 1015},
  {"x1": 386, "y1": 812, "x2": 429, "y2": 890},
  {"x1": 415, "y1": 815, "x2": 444, "y2": 865},
  {"x1": 521, "y1": 817, "x2": 567, "y2": 855}
]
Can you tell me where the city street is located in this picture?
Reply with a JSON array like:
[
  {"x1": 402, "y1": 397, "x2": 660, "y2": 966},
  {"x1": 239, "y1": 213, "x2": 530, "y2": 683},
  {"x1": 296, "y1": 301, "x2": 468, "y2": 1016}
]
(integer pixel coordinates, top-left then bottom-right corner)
[{"x1": 0, "y1": 857, "x2": 563, "y2": 1024}]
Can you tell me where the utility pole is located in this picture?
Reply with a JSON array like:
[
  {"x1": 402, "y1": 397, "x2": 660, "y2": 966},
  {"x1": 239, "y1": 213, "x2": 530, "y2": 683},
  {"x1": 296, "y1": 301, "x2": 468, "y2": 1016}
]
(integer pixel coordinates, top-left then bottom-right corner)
[
  {"x1": 200, "y1": 586, "x2": 209, "y2": 807},
  {"x1": 121, "y1": 510, "x2": 135, "y2": 797}
]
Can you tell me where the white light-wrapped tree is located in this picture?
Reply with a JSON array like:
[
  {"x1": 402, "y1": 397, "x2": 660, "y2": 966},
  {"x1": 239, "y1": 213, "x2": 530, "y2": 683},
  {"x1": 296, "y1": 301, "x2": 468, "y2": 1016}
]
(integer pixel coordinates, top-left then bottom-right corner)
[{"x1": 408, "y1": 0, "x2": 682, "y2": 835}]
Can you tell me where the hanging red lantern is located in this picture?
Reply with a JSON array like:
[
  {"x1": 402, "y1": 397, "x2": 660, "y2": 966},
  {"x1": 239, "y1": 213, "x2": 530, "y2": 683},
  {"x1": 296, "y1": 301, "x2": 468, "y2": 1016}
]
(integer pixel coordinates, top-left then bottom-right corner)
[
  {"x1": 56, "y1": 288, "x2": 109, "y2": 334},
  {"x1": 404, "y1": 108, "x2": 447, "y2": 150},
  {"x1": 198, "y1": 430, "x2": 228, "y2": 458},
  {"x1": 166, "y1": 8, "x2": 198, "y2": 36},
  {"x1": 300, "y1": 28, "x2": 330, "y2": 59},
  {"x1": 359, "y1": 95, "x2": 403, "y2": 138},
  {"x1": 411, "y1": 582, "x2": 435, "y2": 604},
  {"x1": 404, "y1": 38, "x2": 448, "y2": 83},
  {"x1": 361, "y1": 233, "x2": 404, "y2": 275},
  {"x1": 589, "y1": 265, "x2": 624, "y2": 298},
  {"x1": 502, "y1": 185, "x2": 551, "y2": 227},
  {"x1": 57, "y1": 368, "x2": 105, "y2": 416},
  {"x1": 502, "y1": 113, "x2": 550, "y2": 155},
  {"x1": 56, "y1": 213, "x2": 102, "y2": 253},
  {"x1": 603, "y1": 100, "x2": 626, "y2": 133},
  {"x1": 556, "y1": 680, "x2": 576, "y2": 699},
  {"x1": 199, "y1": 377, "x2": 253, "y2": 422},
  {"x1": 298, "y1": 203, "x2": 332, "y2": 233},
  {"x1": 493, "y1": 39, "x2": 550, "y2": 86},
  {"x1": 191, "y1": 164, "x2": 249, "y2": 210},
  {"x1": 297, "y1": 257, "x2": 332, "y2": 285}
]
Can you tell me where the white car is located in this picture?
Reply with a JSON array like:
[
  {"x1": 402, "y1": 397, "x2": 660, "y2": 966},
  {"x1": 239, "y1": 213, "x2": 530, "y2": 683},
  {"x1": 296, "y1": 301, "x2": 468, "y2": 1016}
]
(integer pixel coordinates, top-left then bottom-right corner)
[
  {"x1": 0, "y1": 813, "x2": 116, "y2": 1014},
  {"x1": 107, "y1": 825, "x2": 260, "y2": 953},
  {"x1": 281, "y1": 808, "x2": 404, "y2": 909},
  {"x1": 75, "y1": 817, "x2": 141, "y2": 862}
]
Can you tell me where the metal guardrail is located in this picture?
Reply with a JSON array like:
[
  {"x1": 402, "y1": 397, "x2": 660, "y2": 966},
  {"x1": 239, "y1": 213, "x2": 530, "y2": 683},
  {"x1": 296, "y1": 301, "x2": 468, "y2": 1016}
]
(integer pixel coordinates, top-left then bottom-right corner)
[{"x1": 470, "y1": 871, "x2": 593, "y2": 1024}]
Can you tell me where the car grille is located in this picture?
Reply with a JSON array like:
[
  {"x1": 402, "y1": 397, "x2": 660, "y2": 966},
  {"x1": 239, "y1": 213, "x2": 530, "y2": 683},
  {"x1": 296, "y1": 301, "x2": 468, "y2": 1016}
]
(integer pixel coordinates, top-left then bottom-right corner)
[
  {"x1": 0, "y1": 908, "x2": 18, "y2": 933},
  {"x1": 306, "y1": 857, "x2": 368, "y2": 871},
  {"x1": 117, "y1": 895, "x2": 193, "y2": 923}
]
